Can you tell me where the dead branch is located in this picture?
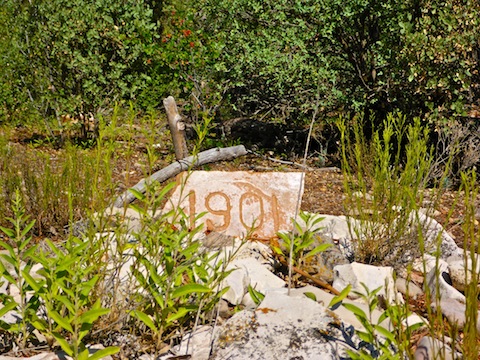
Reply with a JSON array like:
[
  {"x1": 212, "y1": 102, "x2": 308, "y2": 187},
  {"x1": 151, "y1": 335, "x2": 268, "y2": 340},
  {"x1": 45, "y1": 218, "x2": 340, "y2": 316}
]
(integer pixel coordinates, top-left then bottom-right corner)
[
  {"x1": 113, "y1": 145, "x2": 248, "y2": 208},
  {"x1": 274, "y1": 254, "x2": 341, "y2": 295}
]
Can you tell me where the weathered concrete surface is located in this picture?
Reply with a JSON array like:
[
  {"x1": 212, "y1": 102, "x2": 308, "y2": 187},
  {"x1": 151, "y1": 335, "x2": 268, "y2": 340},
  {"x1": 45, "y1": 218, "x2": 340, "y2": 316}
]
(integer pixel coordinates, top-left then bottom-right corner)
[
  {"x1": 210, "y1": 292, "x2": 356, "y2": 360},
  {"x1": 163, "y1": 171, "x2": 304, "y2": 239},
  {"x1": 333, "y1": 262, "x2": 400, "y2": 304}
]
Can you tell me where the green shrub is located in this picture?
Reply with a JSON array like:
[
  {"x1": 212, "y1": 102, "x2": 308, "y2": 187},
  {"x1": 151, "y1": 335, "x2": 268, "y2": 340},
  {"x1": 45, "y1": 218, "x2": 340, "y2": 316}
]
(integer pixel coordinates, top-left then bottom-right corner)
[
  {"x1": 195, "y1": 0, "x2": 480, "y2": 125},
  {"x1": 0, "y1": 110, "x2": 232, "y2": 356},
  {"x1": 339, "y1": 113, "x2": 440, "y2": 266},
  {"x1": 1, "y1": 0, "x2": 160, "y2": 119},
  {"x1": 129, "y1": 189, "x2": 231, "y2": 350},
  {"x1": 0, "y1": 190, "x2": 40, "y2": 350}
]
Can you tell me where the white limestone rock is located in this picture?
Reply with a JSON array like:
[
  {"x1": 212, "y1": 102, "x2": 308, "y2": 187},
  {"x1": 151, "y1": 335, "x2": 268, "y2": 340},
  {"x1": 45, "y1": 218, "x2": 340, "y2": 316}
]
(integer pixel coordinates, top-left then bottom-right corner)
[
  {"x1": 222, "y1": 257, "x2": 285, "y2": 305},
  {"x1": 303, "y1": 214, "x2": 357, "y2": 259},
  {"x1": 290, "y1": 285, "x2": 426, "y2": 333},
  {"x1": 411, "y1": 211, "x2": 463, "y2": 260},
  {"x1": 414, "y1": 336, "x2": 460, "y2": 360},
  {"x1": 431, "y1": 298, "x2": 480, "y2": 333},
  {"x1": 172, "y1": 325, "x2": 215, "y2": 360},
  {"x1": 412, "y1": 254, "x2": 449, "y2": 275},
  {"x1": 210, "y1": 292, "x2": 357, "y2": 360},
  {"x1": 395, "y1": 277, "x2": 424, "y2": 299},
  {"x1": 333, "y1": 262, "x2": 400, "y2": 304},
  {"x1": 424, "y1": 261, "x2": 466, "y2": 303},
  {"x1": 447, "y1": 254, "x2": 480, "y2": 293},
  {"x1": 221, "y1": 261, "x2": 251, "y2": 305}
]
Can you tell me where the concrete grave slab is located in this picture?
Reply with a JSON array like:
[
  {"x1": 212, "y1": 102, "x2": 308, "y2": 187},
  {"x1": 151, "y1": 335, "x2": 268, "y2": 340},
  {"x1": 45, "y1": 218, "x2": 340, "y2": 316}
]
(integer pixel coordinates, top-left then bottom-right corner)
[{"x1": 163, "y1": 171, "x2": 304, "y2": 239}]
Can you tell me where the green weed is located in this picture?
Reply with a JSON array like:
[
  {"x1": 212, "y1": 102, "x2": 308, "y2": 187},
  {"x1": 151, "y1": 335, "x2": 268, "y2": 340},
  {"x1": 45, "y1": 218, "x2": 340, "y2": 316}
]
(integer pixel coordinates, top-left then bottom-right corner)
[
  {"x1": 273, "y1": 212, "x2": 331, "y2": 268},
  {"x1": 338, "y1": 113, "x2": 449, "y2": 267},
  {"x1": 0, "y1": 190, "x2": 40, "y2": 350}
]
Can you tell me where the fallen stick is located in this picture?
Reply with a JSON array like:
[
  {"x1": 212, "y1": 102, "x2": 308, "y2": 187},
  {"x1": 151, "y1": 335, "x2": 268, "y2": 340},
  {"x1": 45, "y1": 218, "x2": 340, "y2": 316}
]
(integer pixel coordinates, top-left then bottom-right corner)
[
  {"x1": 275, "y1": 254, "x2": 340, "y2": 295},
  {"x1": 113, "y1": 145, "x2": 248, "y2": 208}
]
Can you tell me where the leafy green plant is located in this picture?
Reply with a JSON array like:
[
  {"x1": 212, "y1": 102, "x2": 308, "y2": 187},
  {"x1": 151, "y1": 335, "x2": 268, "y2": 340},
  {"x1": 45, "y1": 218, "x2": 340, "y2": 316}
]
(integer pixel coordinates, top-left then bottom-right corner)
[
  {"x1": 342, "y1": 283, "x2": 399, "y2": 360},
  {"x1": 0, "y1": 189, "x2": 40, "y2": 350},
  {"x1": 330, "y1": 282, "x2": 422, "y2": 359},
  {"x1": 25, "y1": 235, "x2": 119, "y2": 360},
  {"x1": 274, "y1": 212, "x2": 330, "y2": 268},
  {"x1": 247, "y1": 285, "x2": 265, "y2": 306},
  {"x1": 458, "y1": 170, "x2": 480, "y2": 359},
  {"x1": 338, "y1": 113, "x2": 451, "y2": 266},
  {"x1": 40, "y1": 237, "x2": 117, "y2": 360},
  {"x1": 129, "y1": 186, "x2": 231, "y2": 351},
  {"x1": 0, "y1": 189, "x2": 118, "y2": 358}
]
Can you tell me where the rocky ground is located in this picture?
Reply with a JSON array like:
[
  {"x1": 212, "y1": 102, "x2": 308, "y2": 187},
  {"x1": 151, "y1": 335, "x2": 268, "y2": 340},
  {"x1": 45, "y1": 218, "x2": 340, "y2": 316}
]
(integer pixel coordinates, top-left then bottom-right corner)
[{"x1": 3, "y1": 125, "x2": 480, "y2": 359}]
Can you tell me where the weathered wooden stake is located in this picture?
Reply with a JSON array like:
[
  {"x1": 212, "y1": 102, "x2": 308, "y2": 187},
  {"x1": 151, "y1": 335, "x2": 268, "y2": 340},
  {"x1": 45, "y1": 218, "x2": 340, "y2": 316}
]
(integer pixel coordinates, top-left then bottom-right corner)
[{"x1": 164, "y1": 96, "x2": 189, "y2": 160}]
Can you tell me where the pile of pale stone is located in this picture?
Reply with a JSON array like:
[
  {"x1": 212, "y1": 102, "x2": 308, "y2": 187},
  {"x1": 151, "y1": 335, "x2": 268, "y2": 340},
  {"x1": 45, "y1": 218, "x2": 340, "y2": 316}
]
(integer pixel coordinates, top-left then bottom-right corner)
[{"x1": 1, "y1": 209, "x2": 477, "y2": 360}]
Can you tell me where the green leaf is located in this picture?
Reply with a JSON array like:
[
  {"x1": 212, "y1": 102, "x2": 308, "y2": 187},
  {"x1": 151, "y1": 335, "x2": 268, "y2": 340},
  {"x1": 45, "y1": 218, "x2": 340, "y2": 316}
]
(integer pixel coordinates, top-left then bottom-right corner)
[
  {"x1": 156, "y1": 181, "x2": 176, "y2": 201},
  {"x1": 0, "y1": 262, "x2": 15, "y2": 284},
  {"x1": 129, "y1": 188, "x2": 146, "y2": 201},
  {"x1": 78, "y1": 348, "x2": 89, "y2": 360},
  {"x1": 45, "y1": 238, "x2": 63, "y2": 257},
  {"x1": 22, "y1": 269, "x2": 44, "y2": 292},
  {"x1": 271, "y1": 245, "x2": 284, "y2": 256},
  {"x1": 31, "y1": 318, "x2": 47, "y2": 331},
  {"x1": 166, "y1": 307, "x2": 191, "y2": 323},
  {"x1": 374, "y1": 324, "x2": 396, "y2": 343},
  {"x1": 342, "y1": 303, "x2": 367, "y2": 321},
  {"x1": 53, "y1": 332, "x2": 73, "y2": 356},
  {"x1": 293, "y1": 221, "x2": 303, "y2": 235},
  {"x1": 310, "y1": 215, "x2": 325, "y2": 227},
  {"x1": 171, "y1": 284, "x2": 212, "y2": 298},
  {"x1": 88, "y1": 346, "x2": 120, "y2": 360},
  {"x1": 79, "y1": 308, "x2": 110, "y2": 324},
  {"x1": 328, "y1": 284, "x2": 351, "y2": 308},
  {"x1": 181, "y1": 242, "x2": 200, "y2": 258},
  {"x1": 305, "y1": 243, "x2": 332, "y2": 258},
  {"x1": 378, "y1": 309, "x2": 390, "y2": 324},
  {"x1": 277, "y1": 232, "x2": 291, "y2": 245},
  {"x1": 20, "y1": 220, "x2": 36, "y2": 243},
  {"x1": 23, "y1": 244, "x2": 37, "y2": 258},
  {"x1": 303, "y1": 292, "x2": 317, "y2": 301},
  {"x1": 50, "y1": 310, "x2": 74, "y2": 333},
  {"x1": 80, "y1": 275, "x2": 99, "y2": 297},
  {"x1": 0, "y1": 301, "x2": 17, "y2": 317},
  {"x1": 132, "y1": 310, "x2": 157, "y2": 333},
  {"x1": 0, "y1": 227, "x2": 14, "y2": 238},
  {"x1": 0, "y1": 248, "x2": 15, "y2": 263},
  {"x1": 56, "y1": 294, "x2": 75, "y2": 314},
  {"x1": 356, "y1": 329, "x2": 375, "y2": 344},
  {"x1": 148, "y1": 267, "x2": 164, "y2": 287},
  {"x1": 248, "y1": 285, "x2": 265, "y2": 306}
]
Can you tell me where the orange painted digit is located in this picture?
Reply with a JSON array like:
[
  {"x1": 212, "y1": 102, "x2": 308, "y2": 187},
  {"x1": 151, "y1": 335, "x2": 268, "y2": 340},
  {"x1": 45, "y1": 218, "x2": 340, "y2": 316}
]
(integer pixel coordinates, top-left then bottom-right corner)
[
  {"x1": 188, "y1": 190, "x2": 196, "y2": 229},
  {"x1": 205, "y1": 192, "x2": 231, "y2": 231},
  {"x1": 271, "y1": 194, "x2": 280, "y2": 233},
  {"x1": 239, "y1": 191, "x2": 264, "y2": 231}
]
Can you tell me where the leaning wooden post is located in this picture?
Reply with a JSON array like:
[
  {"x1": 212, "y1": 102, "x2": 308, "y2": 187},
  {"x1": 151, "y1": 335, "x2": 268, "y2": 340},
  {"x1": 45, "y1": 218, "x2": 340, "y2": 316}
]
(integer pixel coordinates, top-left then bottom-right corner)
[{"x1": 164, "y1": 96, "x2": 189, "y2": 160}]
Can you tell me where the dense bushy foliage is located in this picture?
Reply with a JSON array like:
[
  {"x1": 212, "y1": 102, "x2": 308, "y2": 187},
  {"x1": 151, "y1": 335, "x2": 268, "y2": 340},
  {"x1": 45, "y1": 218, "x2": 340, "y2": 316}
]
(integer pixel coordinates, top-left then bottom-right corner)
[
  {"x1": 198, "y1": 0, "x2": 480, "y2": 123},
  {"x1": 1, "y1": 0, "x2": 161, "y2": 121},
  {"x1": 0, "y1": 0, "x2": 479, "y2": 127}
]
